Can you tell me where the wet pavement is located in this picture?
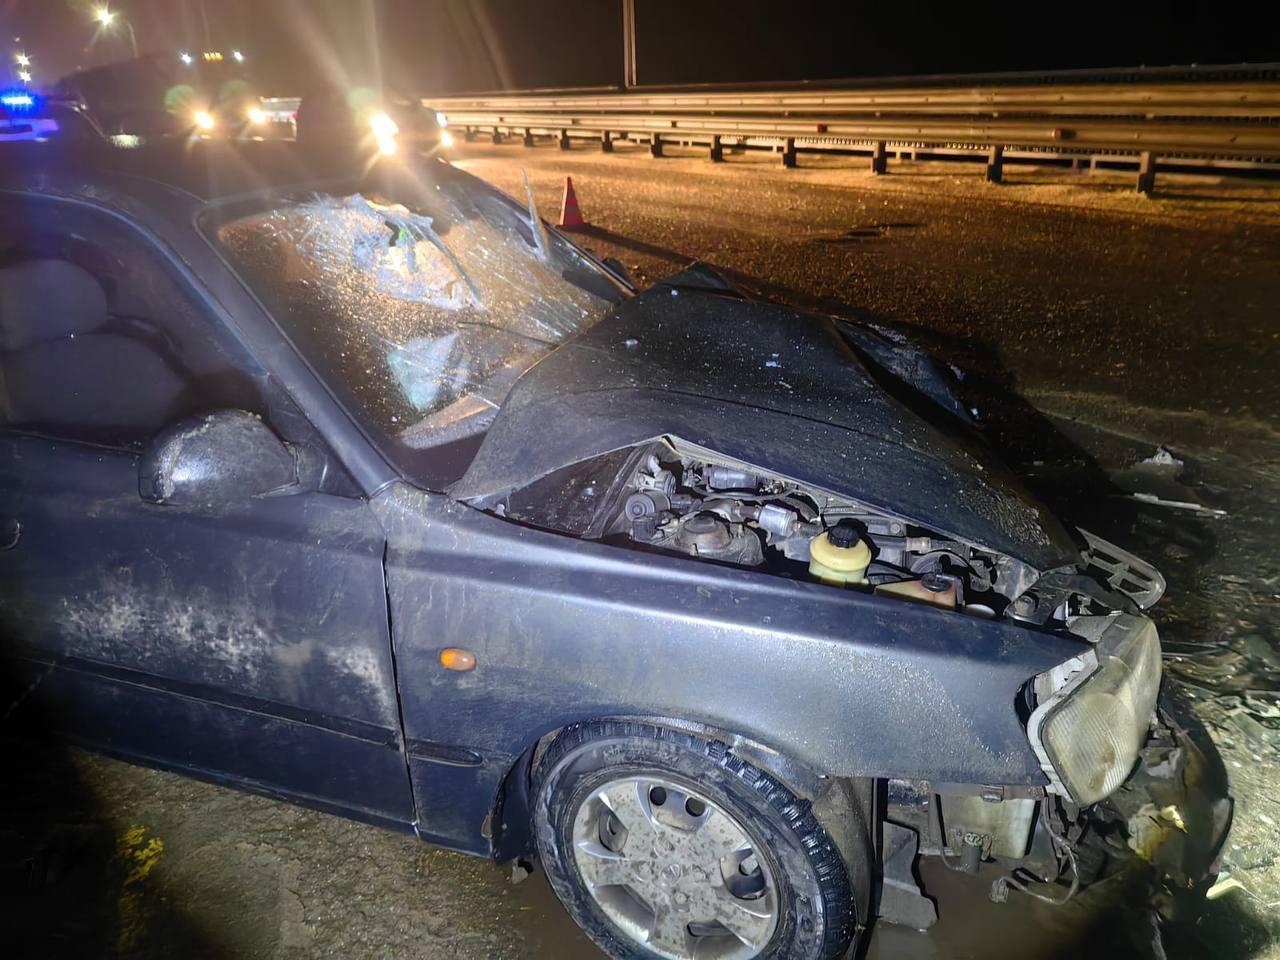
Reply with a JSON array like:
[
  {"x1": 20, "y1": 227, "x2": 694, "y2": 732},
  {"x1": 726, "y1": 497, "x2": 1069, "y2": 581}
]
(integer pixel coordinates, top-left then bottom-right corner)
[{"x1": 5, "y1": 143, "x2": 1280, "y2": 958}]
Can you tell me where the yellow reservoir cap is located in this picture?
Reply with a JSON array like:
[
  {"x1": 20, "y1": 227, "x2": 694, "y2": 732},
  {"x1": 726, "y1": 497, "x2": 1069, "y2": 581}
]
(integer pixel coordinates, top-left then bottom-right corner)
[{"x1": 809, "y1": 529, "x2": 872, "y2": 586}]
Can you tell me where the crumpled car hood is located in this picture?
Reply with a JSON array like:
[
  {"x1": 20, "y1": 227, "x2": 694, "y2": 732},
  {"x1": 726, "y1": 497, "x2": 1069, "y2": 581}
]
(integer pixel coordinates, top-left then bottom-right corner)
[{"x1": 452, "y1": 267, "x2": 1079, "y2": 570}]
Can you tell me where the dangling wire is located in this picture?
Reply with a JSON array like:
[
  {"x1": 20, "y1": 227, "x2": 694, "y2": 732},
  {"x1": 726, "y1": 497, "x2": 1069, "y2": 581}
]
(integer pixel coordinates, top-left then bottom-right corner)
[
  {"x1": 992, "y1": 811, "x2": 1081, "y2": 905},
  {"x1": 929, "y1": 793, "x2": 976, "y2": 873}
]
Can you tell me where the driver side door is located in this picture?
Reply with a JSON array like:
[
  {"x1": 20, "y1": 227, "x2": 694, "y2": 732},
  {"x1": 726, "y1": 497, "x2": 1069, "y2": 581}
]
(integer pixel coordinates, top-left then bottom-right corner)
[{"x1": 0, "y1": 195, "x2": 413, "y2": 827}]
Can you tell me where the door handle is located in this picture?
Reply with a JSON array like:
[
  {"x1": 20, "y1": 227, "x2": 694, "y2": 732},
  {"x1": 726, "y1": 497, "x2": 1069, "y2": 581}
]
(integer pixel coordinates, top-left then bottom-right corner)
[{"x1": 0, "y1": 515, "x2": 20, "y2": 551}]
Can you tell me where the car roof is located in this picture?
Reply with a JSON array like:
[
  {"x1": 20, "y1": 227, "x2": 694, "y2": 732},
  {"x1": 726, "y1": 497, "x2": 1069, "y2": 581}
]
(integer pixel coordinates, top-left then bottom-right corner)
[{"x1": 0, "y1": 139, "x2": 365, "y2": 209}]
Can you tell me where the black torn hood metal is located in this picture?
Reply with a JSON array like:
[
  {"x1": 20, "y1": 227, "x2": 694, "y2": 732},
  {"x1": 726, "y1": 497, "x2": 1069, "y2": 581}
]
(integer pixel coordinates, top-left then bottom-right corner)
[{"x1": 451, "y1": 266, "x2": 1079, "y2": 569}]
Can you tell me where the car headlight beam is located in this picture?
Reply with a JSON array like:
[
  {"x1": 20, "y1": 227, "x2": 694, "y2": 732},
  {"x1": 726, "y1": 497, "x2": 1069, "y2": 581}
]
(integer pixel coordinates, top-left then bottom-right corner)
[
  {"x1": 369, "y1": 111, "x2": 398, "y2": 139},
  {"x1": 367, "y1": 111, "x2": 399, "y2": 156}
]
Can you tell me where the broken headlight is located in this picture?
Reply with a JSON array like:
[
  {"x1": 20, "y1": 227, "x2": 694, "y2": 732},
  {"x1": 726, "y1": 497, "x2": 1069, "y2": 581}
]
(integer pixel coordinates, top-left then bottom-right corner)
[{"x1": 1027, "y1": 615, "x2": 1162, "y2": 807}]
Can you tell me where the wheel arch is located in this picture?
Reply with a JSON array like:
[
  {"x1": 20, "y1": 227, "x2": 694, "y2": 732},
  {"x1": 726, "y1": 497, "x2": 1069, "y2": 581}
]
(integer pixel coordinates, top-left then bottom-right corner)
[{"x1": 489, "y1": 712, "x2": 857, "y2": 864}]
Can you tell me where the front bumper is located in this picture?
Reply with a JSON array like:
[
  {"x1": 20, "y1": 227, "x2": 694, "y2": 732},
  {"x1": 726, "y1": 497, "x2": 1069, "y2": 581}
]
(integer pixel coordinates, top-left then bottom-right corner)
[{"x1": 1098, "y1": 683, "x2": 1234, "y2": 911}]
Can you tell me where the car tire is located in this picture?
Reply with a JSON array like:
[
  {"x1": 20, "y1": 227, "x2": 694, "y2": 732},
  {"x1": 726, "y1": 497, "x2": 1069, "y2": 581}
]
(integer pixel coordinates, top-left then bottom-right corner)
[{"x1": 533, "y1": 720, "x2": 863, "y2": 960}]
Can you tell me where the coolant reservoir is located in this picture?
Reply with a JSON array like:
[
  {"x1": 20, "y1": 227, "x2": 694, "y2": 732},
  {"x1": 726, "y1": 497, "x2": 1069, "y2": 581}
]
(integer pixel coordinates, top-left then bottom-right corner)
[{"x1": 809, "y1": 521, "x2": 872, "y2": 586}]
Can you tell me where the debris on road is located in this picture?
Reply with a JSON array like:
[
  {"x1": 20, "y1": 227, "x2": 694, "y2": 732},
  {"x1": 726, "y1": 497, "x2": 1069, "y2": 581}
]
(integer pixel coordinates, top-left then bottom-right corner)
[{"x1": 1109, "y1": 446, "x2": 1228, "y2": 518}]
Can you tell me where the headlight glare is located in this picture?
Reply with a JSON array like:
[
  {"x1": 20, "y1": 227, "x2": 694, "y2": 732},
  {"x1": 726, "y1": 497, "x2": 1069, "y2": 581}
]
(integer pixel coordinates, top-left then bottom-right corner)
[{"x1": 369, "y1": 111, "x2": 399, "y2": 138}]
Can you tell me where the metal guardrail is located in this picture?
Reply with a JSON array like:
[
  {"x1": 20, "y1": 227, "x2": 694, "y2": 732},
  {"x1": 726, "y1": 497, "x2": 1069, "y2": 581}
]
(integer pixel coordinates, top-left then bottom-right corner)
[
  {"x1": 421, "y1": 70, "x2": 1280, "y2": 192},
  {"x1": 430, "y1": 83, "x2": 1280, "y2": 120}
]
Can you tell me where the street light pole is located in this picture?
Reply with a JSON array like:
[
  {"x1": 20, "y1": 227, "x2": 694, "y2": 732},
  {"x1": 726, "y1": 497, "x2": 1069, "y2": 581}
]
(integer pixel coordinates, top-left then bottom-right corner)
[
  {"x1": 198, "y1": 0, "x2": 212, "y2": 50},
  {"x1": 95, "y1": 7, "x2": 139, "y2": 59},
  {"x1": 622, "y1": 0, "x2": 637, "y2": 88}
]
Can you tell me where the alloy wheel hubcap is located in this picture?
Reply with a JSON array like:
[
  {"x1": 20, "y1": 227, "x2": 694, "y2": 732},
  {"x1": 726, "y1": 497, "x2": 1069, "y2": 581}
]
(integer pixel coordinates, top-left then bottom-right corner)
[{"x1": 571, "y1": 776, "x2": 778, "y2": 960}]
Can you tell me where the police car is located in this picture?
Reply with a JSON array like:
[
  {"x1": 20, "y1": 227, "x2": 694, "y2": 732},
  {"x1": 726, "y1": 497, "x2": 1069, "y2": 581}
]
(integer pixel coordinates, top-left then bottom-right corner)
[{"x1": 1, "y1": 90, "x2": 104, "y2": 143}]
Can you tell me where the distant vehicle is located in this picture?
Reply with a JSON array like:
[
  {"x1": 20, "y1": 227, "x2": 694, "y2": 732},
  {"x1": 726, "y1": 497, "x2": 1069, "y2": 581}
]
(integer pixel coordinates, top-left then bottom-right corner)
[
  {"x1": 0, "y1": 138, "x2": 1231, "y2": 960},
  {"x1": 1, "y1": 90, "x2": 104, "y2": 143},
  {"x1": 0, "y1": 91, "x2": 56, "y2": 142},
  {"x1": 296, "y1": 86, "x2": 446, "y2": 156},
  {"x1": 53, "y1": 51, "x2": 268, "y2": 139}
]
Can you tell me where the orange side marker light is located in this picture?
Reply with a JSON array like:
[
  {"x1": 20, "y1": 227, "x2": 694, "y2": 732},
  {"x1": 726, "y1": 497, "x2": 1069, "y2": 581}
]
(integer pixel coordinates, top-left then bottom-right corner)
[{"x1": 440, "y1": 648, "x2": 477, "y2": 672}]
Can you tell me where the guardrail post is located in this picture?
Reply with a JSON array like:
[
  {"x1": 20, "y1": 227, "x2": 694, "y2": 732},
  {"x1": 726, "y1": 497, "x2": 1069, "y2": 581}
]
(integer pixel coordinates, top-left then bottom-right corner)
[
  {"x1": 649, "y1": 133, "x2": 664, "y2": 158},
  {"x1": 600, "y1": 130, "x2": 614, "y2": 152},
  {"x1": 558, "y1": 129, "x2": 571, "y2": 150},
  {"x1": 709, "y1": 134, "x2": 723, "y2": 162},
  {"x1": 491, "y1": 130, "x2": 504, "y2": 145},
  {"x1": 522, "y1": 128, "x2": 535, "y2": 147},
  {"x1": 464, "y1": 126, "x2": 476, "y2": 143},
  {"x1": 871, "y1": 141, "x2": 887, "y2": 175},
  {"x1": 781, "y1": 137, "x2": 797, "y2": 168},
  {"x1": 1137, "y1": 152, "x2": 1157, "y2": 195},
  {"x1": 985, "y1": 145, "x2": 1004, "y2": 183}
]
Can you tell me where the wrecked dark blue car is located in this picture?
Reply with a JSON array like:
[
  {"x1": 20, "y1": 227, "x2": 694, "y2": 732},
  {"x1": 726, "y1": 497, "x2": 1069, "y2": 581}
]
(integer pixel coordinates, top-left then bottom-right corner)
[{"x1": 0, "y1": 141, "x2": 1230, "y2": 960}]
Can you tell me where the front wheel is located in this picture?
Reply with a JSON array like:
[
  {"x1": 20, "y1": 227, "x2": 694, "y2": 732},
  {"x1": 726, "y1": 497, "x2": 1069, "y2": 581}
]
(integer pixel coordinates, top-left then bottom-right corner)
[{"x1": 532, "y1": 721, "x2": 864, "y2": 960}]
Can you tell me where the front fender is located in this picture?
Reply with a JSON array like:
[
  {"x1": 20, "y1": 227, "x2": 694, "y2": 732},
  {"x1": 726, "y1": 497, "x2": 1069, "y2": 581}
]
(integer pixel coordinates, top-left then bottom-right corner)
[{"x1": 373, "y1": 483, "x2": 1083, "y2": 853}]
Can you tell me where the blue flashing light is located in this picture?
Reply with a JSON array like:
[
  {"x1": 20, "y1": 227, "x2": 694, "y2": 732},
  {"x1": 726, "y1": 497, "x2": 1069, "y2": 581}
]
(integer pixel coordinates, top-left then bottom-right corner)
[{"x1": 1, "y1": 90, "x2": 38, "y2": 112}]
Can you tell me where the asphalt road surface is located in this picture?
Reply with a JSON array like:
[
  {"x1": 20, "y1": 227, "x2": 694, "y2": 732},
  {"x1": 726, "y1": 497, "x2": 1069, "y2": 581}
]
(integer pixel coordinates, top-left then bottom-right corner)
[{"x1": 6, "y1": 142, "x2": 1280, "y2": 960}]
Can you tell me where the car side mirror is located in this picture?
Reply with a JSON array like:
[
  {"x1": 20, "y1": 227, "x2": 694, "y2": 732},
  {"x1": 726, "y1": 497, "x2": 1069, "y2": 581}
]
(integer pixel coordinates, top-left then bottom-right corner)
[{"x1": 139, "y1": 410, "x2": 313, "y2": 506}]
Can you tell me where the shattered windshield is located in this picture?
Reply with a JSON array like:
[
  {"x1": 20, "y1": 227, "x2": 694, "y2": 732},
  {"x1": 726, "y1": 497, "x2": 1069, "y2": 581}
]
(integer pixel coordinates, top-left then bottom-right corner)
[{"x1": 214, "y1": 164, "x2": 621, "y2": 470}]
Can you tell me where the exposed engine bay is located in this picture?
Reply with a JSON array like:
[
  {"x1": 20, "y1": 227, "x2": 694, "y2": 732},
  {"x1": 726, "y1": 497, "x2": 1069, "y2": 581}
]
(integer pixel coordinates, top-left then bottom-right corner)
[
  {"x1": 614, "y1": 442, "x2": 1024, "y2": 614},
  {"x1": 483, "y1": 436, "x2": 1162, "y2": 627}
]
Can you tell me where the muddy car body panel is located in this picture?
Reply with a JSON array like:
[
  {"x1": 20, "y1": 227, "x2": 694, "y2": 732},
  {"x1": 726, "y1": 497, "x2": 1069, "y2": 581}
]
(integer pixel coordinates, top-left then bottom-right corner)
[
  {"x1": 374, "y1": 482, "x2": 1082, "y2": 852},
  {"x1": 0, "y1": 432, "x2": 414, "y2": 826}
]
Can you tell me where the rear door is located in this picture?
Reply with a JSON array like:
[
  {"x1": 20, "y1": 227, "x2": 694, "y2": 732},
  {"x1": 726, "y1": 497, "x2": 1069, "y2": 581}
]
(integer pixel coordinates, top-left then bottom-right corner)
[{"x1": 0, "y1": 195, "x2": 413, "y2": 827}]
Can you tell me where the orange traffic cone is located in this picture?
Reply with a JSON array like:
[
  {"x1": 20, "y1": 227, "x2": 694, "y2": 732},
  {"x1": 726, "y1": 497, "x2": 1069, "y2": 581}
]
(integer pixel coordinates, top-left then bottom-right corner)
[{"x1": 558, "y1": 176, "x2": 587, "y2": 230}]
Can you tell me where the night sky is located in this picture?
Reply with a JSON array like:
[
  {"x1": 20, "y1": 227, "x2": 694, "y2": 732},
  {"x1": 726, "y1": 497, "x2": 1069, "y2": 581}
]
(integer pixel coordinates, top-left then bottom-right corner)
[{"x1": 3, "y1": 0, "x2": 1273, "y2": 95}]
